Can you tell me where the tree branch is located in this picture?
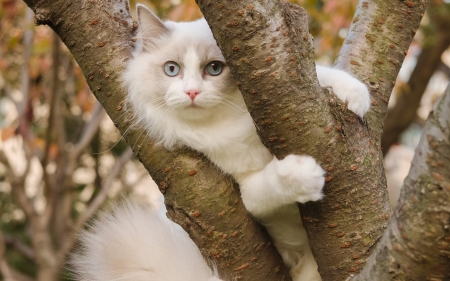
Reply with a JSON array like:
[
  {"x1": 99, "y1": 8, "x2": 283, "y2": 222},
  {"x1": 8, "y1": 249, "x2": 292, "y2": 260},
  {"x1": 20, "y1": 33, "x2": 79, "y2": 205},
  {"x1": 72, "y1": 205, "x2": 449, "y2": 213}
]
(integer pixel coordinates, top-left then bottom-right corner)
[
  {"x1": 381, "y1": 1, "x2": 450, "y2": 155},
  {"x1": 439, "y1": 59, "x2": 450, "y2": 78},
  {"x1": 21, "y1": 0, "x2": 290, "y2": 279},
  {"x1": 354, "y1": 85, "x2": 450, "y2": 280},
  {"x1": 57, "y1": 147, "x2": 133, "y2": 260},
  {"x1": 3, "y1": 234, "x2": 36, "y2": 261},
  {"x1": 41, "y1": 32, "x2": 63, "y2": 225},
  {"x1": 71, "y1": 101, "x2": 105, "y2": 160},
  {"x1": 52, "y1": 102, "x2": 105, "y2": 249},
  {"x1": 198, "y1": 0, "x2": 425, "y2": 279},
  {"x1": 0, "y1": 232, "x2": 36, "y2": 281},
  {"x1": 0, "y1": 142, "x2": 35, "y2": 219},
  {"x1": 75, "y1": 147, "x2": 132, "y2": 230},
  {"x1": 17, "y1": 7, "x2": 34, "y2": 138}
]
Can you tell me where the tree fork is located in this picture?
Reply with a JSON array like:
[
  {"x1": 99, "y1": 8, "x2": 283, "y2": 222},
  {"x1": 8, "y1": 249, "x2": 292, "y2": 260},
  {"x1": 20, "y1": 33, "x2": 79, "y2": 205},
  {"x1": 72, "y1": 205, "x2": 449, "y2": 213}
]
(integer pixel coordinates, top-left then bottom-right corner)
[
  {"x1": 22, "y1": 0, "x2": 291, "y2": 280},
  {"x1": 198, "y1": 0, "x2": 426, "y2": 279}
]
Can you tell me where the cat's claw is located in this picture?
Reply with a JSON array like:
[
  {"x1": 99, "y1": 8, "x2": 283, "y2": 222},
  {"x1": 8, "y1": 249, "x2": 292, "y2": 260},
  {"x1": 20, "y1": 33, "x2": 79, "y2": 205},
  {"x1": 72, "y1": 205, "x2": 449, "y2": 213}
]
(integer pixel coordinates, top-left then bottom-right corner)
[
  {"x1": 275, "y1": 155, "x2": 325, "y2": 203},
  {"x1": 333, "y1": 79, "x2": 371, "y2": 118}
]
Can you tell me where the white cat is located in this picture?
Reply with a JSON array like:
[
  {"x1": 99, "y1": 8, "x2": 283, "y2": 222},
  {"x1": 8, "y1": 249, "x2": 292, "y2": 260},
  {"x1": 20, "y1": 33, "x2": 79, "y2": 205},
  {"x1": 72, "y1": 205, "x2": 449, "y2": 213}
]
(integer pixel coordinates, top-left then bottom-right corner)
[{"x1": 71, "y1": 4, "x2": 370, "y2": 281}]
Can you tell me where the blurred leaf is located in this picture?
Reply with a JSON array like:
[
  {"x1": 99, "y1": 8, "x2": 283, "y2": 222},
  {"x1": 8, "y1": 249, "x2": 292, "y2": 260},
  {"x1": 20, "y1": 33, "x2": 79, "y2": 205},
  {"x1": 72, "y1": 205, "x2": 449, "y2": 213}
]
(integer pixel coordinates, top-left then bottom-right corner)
[{"x1": 1, "y1": 127, "x2": 15, "y2": 141}]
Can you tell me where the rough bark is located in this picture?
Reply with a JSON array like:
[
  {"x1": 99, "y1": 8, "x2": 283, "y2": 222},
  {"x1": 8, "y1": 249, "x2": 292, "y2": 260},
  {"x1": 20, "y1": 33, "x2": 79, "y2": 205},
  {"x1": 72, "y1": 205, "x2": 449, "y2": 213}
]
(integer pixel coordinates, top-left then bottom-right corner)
[
  {"x1": 20, "y1": 0, "x2": 432, "y2": 280},
  {"x1": 354, "y1": 85, "x2": 450, "y2": 281},
  {"x1": 198, "y1": 0, "x2": 426, "y2": 280},
  {"x1": 381, "y1": 1, "x2": 450, "y2": 155},
  {"x1": 21, "y1": 0, "x2": 290, "y2": 280}
]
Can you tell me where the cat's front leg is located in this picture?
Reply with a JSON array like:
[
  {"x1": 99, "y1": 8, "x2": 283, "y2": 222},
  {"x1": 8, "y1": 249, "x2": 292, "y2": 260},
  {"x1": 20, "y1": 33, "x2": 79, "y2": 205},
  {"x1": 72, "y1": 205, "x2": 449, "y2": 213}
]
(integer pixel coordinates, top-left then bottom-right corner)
[
  {"x1": 239, "y1": 156, "x2": 325, "y2": 218},
  {"x1": 316, "y1": 65, "x2": 371, "y2": 118}
]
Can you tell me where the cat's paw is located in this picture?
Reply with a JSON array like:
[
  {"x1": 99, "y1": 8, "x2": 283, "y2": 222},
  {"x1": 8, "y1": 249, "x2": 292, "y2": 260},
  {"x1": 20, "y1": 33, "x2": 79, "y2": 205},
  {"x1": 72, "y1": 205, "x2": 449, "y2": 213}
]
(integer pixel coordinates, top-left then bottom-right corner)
[
  {"x1": 333, "y1": 78, "x2": 371, "y2": 118},
  {"x1": 275, "y1": 155, "x2": 325, "y2": 203},
  {"x1": 316, "y1": 66, "x2": 371, "y2": 118}
]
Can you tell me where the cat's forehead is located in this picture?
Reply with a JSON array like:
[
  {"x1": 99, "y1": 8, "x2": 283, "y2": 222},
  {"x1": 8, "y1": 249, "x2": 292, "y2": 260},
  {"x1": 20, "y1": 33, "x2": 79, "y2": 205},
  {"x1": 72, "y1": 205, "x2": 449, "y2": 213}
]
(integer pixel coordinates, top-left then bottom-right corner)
[{"x1": 156, "y1": 19, "x2": 224, "y2": 63}]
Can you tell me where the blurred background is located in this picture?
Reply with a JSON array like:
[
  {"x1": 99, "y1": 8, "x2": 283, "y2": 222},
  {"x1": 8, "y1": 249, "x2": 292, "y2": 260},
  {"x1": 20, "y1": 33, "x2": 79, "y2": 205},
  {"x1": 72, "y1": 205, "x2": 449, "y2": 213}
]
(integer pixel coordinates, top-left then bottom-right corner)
[{"x1": 0, "y1": 0, "x2": 449, "y2": 280}]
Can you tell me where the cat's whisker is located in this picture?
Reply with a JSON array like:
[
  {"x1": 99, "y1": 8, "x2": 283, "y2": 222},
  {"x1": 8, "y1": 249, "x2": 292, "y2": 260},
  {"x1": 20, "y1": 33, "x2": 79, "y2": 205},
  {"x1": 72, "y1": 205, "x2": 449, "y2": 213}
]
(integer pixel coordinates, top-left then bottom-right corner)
[
  {"x1": 135, "y1": 133, "x2": 153, "y2": 156},
  {"x1": 151, "y1": 101, "x2": 169, "y2": 111},
  {"x1": 144, "y1": 97, "x2": 166, "y2": 102},
  {"x1": 158, "y1": 107, "x2": 175, "y2": 122},
  {"x1": 210, "y1": 106, "x2": 225, "y2": 120},
  {"x1": 112, "y1": 109, "x2": 132, "y2": 124},
  {"x1": 93, "y1": 115, "x2": 147, "y2": 155},
  {"x1": 131, "y1": 129, "x2": 147, "y2": 153},
  {"x1": 222, "y1": 99, "x2": 248, "y2": 113},
  {"x1": 252, "y1": 119, "x2": 261, "y2": 131},
  {"x1": 215, "y1": 100, "x2": 247, "y2": 116},
  {"x1": 111, "y1": 108, "x2": 135, "y2": 124},
  {"x1": 226, "y1": 95, "x2": 246, "y2": 101},
  {"x1": 215, "y1": 101, "x2": 260, "y2": 130}
]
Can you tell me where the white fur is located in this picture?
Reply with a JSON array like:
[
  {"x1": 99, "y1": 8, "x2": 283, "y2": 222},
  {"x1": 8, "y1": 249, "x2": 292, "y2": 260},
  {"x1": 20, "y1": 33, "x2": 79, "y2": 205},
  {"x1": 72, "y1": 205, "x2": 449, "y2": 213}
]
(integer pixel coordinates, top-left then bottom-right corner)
[
  {"x1": 70, "y1": 199, "x2": 222, "y2": 281},
  {"x1": 80, "y1": 4, "x2": 371, "y2": 281},
  {"x1": 316, "y1": 65, "x2": 371, "y2": 118}
]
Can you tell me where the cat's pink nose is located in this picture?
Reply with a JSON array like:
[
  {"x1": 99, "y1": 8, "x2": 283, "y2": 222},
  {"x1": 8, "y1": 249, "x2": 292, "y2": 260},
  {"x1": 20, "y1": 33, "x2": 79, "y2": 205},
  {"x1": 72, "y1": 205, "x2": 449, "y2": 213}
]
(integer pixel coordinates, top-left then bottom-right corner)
[{"x1": 186, "y1": 90, "x2": 200, "y2": 100}]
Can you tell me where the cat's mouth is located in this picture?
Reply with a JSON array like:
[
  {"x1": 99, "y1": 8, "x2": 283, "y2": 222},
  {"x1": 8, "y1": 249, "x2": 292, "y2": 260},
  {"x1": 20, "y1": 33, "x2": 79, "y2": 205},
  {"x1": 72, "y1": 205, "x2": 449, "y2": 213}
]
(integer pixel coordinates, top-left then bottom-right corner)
[{"x1": 187, "y1": 102, "x2": 202, "y2": 109}]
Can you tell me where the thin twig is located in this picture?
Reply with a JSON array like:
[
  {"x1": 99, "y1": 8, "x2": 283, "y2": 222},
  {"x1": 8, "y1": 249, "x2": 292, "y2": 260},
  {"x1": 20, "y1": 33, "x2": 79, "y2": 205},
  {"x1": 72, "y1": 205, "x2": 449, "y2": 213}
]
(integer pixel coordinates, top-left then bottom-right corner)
[
  {"x1": 0, "y1": 142, "x2": 35, "y2": 218},
  {"x1": 40, "y1": 32, "x2": 63, "y2": 228},
  {"x1": 76, "y1": 147, "x2": 133, "y2": 229},
  {"x1": 0, "y1": 232, "x2": 35, "y2": 281},
  {"x1": 17, "y1": 7, "x2": 34, "y2": 139},
  {"x1": 50, "y1": 100, "x2": 105, "y2": 244},
  {"x1": 3, "y1": 233, "x2": 35, "y2": 261},
  {"x1": 71, "y1": 101, "x2": 105, "y2": 160}
]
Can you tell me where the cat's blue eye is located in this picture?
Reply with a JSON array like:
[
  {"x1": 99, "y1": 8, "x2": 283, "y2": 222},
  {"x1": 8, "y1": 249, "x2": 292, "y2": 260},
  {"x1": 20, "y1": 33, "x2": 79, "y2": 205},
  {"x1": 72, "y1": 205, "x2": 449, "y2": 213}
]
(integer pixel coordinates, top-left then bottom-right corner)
[
  {"x1": 205, "y1": 61, "x2": 223, "y2": 76},
  {"x1": 164, "y1": 61, "x2": 180, "y2": 77}
]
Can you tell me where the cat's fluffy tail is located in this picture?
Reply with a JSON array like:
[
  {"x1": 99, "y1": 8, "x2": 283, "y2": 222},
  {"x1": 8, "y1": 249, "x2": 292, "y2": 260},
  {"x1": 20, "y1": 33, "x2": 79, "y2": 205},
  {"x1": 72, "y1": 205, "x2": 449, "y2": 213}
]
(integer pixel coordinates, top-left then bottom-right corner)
[{"x1": 70, "y1": 198, "x2": 221, "y2": 281}]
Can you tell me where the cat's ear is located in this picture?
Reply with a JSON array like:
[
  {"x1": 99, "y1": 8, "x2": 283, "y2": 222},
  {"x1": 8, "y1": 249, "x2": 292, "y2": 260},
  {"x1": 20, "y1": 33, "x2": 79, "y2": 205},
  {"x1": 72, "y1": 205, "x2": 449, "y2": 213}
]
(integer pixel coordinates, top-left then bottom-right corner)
[{"x1": 136, "y1": 4, "x2": 169, "y2": 51}]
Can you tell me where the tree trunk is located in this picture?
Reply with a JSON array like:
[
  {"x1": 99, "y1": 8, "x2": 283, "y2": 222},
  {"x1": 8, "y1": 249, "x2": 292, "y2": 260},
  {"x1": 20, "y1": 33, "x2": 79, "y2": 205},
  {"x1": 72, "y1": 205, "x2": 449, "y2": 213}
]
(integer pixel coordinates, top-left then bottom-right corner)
[
  {"x1": 197, "y1": 0, "x2": 425, "y2": 279},
  {"x1": 21, "y1": 0, "x2": 290, "y2": 280},
  {"x1": 29, "y1": 216, "x2": 58, "y2": 281},
  {"x1": 20, "y1": 0, "x2": 432, "y2": 280},
  {"x1": 381, "y1": 0, "x2": 450, "y2": 155},
  {"x1": 354, "y1": 85, "x2": 450, "y2": 280}
]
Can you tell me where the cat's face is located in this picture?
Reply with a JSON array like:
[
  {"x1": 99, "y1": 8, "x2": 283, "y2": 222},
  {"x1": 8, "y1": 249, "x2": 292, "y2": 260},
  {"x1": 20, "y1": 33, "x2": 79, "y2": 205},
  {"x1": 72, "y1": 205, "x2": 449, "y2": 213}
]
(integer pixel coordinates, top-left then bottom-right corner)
[{"x1": 125, "y1": 5, "x2": 244, "y2": 122}]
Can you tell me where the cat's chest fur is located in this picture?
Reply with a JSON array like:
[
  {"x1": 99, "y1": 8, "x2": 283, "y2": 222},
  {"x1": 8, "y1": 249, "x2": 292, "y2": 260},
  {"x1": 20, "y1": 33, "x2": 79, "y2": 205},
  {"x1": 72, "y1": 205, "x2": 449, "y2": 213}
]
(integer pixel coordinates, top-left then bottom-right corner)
[{"x1": 157, "y1": 109, "x2": 273, "y2": 177}]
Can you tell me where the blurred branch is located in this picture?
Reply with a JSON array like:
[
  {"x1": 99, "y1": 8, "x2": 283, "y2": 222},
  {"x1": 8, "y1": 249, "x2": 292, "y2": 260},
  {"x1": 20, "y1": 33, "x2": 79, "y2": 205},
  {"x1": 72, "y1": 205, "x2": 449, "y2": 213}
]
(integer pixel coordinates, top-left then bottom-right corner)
[
  {"x1": 381, "y1": 2, "x2": 450, "y2": 155},
  {"x1": 439, "y1": 59, "x2": 450, "y2": 78},
  {"x1": 0, "y1": 232, "x2": 35, "y2": 281},
  {"x1": 51, "y1": 101, "x2": 105, "y2": 248},
  {"x1": 0, "y1": 143, "x2": 35, "y2": 219},
  {"x1": 41, "y1": 36, "x2": 60, "y2": 180},
  {"x1": 17, "y1": 7, "x2": 34, "y2": 138},
  {"x1": 0, "y1": 232, "x2": 13, "y2": 281},
  {"x1": 58, "y1": 147, "x2": 133, "y2": 258},
  {"x1": 3, "y1": 234, "x2": 36, "y2": 261},
  {"x1": 41, "y1": 32, "x2": 62, "y2": 224},
  {"x1": 75, "y1": 147, "x2": 132, "y2": 230},
  {"x1": 71, "y1": 101, "x2": 105, "y2": 160},
  {"x1": 48, "y1": 36, "x2": 73, "y2": 247},
  {"x1": 121, "y1": 170, "x2": 148, "y2": 193}
]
